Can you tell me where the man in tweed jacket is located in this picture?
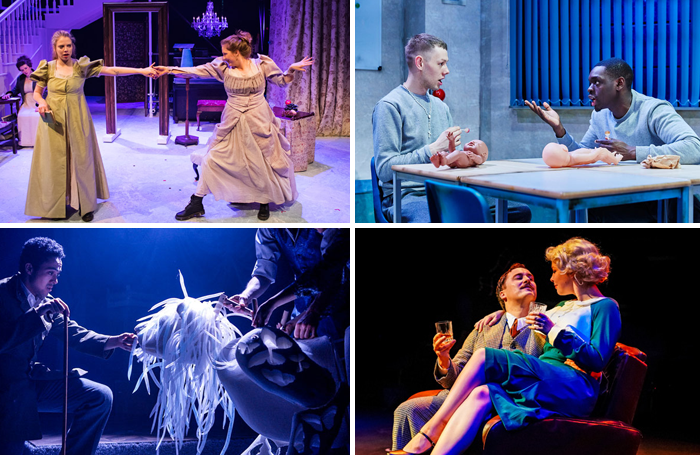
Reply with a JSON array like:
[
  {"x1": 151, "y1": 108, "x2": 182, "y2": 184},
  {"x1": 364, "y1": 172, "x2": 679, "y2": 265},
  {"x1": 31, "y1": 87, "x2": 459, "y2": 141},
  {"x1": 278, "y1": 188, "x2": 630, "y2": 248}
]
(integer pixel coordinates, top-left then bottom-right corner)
[{"x1": 392, "y1": 264, "x2": 546, "y2": 449}]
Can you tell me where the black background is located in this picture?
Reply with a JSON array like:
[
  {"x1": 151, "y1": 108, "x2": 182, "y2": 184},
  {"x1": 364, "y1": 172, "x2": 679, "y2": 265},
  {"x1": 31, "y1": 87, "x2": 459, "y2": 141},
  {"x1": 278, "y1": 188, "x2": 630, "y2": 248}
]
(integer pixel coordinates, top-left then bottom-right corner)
[{"x1": 356, "y1": 227, "x2": 697, "y2": 443}]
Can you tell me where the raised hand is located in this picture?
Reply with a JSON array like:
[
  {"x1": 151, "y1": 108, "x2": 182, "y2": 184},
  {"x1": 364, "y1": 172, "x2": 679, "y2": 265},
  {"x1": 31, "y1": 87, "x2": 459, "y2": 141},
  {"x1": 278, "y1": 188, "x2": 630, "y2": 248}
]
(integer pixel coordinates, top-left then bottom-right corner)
[
  {"x1": 524, "y1": 100, "x2": 565, "y2": 136},
  {"x1": 288, "y1": 56, "x2": 314, "y2": 73}
]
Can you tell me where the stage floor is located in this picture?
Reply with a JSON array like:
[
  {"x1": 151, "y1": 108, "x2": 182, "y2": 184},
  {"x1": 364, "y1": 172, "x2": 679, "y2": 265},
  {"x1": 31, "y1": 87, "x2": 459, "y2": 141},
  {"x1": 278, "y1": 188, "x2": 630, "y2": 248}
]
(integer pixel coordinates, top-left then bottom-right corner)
[
  {"x1": 0, "y1": 99, "x2": 350, "y2": 223},
  {"x1": 356, "y1": 410, "x2": 700, "y2": 455}
]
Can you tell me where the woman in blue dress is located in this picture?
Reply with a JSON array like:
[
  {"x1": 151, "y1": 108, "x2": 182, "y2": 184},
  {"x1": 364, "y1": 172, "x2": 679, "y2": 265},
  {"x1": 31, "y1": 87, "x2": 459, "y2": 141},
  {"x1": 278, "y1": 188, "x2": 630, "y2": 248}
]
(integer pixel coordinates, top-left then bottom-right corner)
[{"x1": 390, "y1": 237, "x2": 622, "y2": 455}]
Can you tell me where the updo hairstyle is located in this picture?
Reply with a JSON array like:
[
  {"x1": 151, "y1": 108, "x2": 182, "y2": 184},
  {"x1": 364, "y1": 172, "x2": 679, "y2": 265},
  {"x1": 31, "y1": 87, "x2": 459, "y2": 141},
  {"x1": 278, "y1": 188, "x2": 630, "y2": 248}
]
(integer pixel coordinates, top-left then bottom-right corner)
[
  {"x1": 221, "y1": 30, "x2": 253, "y2": 58},
  {"x1": 51, "y1": 30, "x2": 77, "y2": 60},
  {"x1": 545, "y1": 237, "x2": 611, "y2": 285}
]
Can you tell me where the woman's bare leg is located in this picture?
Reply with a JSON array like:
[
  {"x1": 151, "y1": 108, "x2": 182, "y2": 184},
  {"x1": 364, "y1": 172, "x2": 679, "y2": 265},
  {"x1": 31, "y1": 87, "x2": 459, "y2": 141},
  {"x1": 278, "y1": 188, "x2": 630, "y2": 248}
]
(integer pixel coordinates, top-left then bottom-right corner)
[
  {"x1": 432, "y1": 385, "x2": 493, "y2": 455},
  {"x1": 397, "y1": 348, "x2": 487, "y2": 453}
]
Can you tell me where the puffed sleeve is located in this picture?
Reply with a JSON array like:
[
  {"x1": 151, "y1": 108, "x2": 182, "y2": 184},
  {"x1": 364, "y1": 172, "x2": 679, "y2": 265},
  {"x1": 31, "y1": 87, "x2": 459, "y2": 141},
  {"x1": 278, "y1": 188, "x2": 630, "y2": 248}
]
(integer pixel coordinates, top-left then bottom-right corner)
[
  {"x1": 78, "y1": 56, "x2": 104, "y2": 79},
  {"x1": 30, "y1": 60, "x2": 49, "y2": 88},
  {"x1": 171, "y1": 58, "x2": 227, "y2": 82},
  {"x1": 257, "y1": 54, "x2": 289, "y2": 87}
]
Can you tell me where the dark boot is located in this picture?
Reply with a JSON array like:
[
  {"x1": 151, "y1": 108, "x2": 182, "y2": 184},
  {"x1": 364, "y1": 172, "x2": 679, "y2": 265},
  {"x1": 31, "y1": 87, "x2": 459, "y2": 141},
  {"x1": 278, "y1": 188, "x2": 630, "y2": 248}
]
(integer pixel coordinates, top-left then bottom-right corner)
[
  {"x1": 176, "y1": 195, "x2": 205, "y2": 221},
  {"x1": 257, "y1": 203, "x2": 270, "y2": 221},
  {"x1": 81, "y1": 211, "x2": 94, "y2": 222}
]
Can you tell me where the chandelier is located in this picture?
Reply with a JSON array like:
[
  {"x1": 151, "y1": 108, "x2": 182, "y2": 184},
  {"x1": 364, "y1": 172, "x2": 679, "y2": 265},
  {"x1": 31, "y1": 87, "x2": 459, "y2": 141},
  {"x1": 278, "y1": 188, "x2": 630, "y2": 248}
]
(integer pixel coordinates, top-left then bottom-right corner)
[{"x1": 192, "y1": 1, "x2": 228, "y2": 38}]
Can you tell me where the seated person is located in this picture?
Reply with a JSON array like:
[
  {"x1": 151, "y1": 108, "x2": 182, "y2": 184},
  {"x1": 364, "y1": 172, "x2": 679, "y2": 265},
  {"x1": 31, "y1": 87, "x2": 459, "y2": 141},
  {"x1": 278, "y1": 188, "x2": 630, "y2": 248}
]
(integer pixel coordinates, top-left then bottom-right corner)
[
  {"x1": 430, "y1": 130, "x2": 488, "y2": 168},
  {"x1": 372, "y1": 33, "x2": 531, "y2": 223},
  {"x1": 391, "y1": 263, "x2": 545, "y2": 449},
  {"x1": 525, "y1": 57, "x2": 700, "y2": 221},
  {"x1": 2, "y1": 55, "x2": 41, "y2": 147},
  {"x1": 542, "y1": 142, "x2": 622, "y2": 168}
]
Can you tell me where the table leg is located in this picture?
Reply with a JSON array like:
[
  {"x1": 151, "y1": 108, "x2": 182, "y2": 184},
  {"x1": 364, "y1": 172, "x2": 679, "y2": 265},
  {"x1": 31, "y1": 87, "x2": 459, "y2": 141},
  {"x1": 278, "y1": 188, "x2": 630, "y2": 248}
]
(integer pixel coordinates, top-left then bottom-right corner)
[
  {"x1": 574, "y1": 209, "x2": 588, "y2": 223},
  {"x1": 393, "y1": 171, "x2": 402, "y2": 223},
  {"x1": 679, "y1": 187, "x2": 690, "y2": 223},
  {"x1": 495, "y1": 199, "x2": 508, "y2": 223}
]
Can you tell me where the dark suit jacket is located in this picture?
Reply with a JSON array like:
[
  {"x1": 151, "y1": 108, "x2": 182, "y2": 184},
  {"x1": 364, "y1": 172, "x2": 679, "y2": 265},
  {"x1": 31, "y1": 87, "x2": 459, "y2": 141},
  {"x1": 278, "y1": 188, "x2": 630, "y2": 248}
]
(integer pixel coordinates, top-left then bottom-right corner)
[
  {"x1": 4, "y1": 73, "x2": 37, "y2": 100},
  {"x1": 0, "y1": 274, "x2": 113, "y2": 442}
]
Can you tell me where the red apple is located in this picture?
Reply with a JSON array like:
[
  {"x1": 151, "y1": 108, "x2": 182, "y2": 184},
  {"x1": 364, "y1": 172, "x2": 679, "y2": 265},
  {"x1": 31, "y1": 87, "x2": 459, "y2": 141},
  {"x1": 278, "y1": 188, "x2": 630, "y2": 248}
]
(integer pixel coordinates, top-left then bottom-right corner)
[
  {"x1": 285, "y1": 100, "x2": 292, "y2": 105},
  {"x1": 432, "y1": 89, "x2": 445, "y2": 101}
]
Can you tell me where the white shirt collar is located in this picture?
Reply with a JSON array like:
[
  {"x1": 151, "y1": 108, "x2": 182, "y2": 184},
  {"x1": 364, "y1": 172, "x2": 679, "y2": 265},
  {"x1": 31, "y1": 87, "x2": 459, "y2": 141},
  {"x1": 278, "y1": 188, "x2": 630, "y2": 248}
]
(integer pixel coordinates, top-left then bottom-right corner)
[
  {"x1": 19, "y1": 279, "x2": 39, "y2": 309},
  {"x1": 505, "y1": 312, "x2": 526, "y2": 330}
]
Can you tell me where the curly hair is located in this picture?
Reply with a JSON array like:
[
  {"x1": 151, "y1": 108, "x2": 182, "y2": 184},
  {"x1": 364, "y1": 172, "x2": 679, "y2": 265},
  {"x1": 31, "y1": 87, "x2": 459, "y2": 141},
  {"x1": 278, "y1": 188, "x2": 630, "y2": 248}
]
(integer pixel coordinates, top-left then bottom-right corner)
[
  {"x1": 16, "y1": 55, "x2": 32, "y2": 71},
  {"x1": 545, "y1": 237, "x2": 610, "y2": 285},
  {"x1": 19, "y1": 237, "x2": 65, "y2": 274},
  {"x1": 221, "y1": 30, "x2": 253, "y2": 58}
]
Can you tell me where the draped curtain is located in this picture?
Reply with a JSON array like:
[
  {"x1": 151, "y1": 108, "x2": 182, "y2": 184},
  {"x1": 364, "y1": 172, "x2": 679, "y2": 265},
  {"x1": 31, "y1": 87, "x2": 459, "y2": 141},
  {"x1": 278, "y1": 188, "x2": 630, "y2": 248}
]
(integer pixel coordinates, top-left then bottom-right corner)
[
  {"x1": 268, "y1": 0, "x2": 350, "y2": 136},
  {"x1": 511, "y1": 0, "x2": 700, "y2": 107}
]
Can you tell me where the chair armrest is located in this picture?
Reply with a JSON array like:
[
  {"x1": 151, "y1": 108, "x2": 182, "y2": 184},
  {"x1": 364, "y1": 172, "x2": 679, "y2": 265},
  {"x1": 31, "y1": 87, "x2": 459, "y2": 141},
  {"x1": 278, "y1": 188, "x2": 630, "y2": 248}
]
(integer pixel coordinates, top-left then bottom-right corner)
[{"x1": 408, "y1": 389, "x2": 443, "y2": 400}]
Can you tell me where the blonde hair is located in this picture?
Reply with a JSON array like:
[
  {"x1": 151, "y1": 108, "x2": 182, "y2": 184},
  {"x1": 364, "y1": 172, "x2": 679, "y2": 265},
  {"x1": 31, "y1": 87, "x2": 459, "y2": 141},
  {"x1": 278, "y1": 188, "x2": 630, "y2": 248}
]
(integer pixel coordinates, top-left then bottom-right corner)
[
  {"x1": 51, "y1": 30, "x2": 76, "y2": 60},
  {"x1": 545, "y1": 237, "x2": 611, "y2": 285},
  {"x1": 220, "y1": 30, "x2": 253, "y2": 59}
]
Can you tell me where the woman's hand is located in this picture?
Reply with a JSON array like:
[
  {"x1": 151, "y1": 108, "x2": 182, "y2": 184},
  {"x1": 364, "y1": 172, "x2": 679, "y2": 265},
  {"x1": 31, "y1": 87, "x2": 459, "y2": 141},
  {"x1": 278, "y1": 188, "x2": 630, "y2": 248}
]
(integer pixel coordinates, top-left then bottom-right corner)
[
  {"x1": 1, "y1": 93, "x2": 11, "y2": 100},
  {"x1": 525, "y1": 312, "x2": 554, "y2": 334},
  {"x1": 37, "y1": 99, "x2": 50, "y2": 115},
  {"x1": 288, "y1": 56, "x2": 314, "y2": 73},
  {"x1": 141, "y1": 63, "x2": 159, "y2": 79},
  {"x1": 474, "y1": 310, "x2": 505, "y2": 332},
  {"x1": 433, "y1": 332, "x2": 456, "y2": 370}
]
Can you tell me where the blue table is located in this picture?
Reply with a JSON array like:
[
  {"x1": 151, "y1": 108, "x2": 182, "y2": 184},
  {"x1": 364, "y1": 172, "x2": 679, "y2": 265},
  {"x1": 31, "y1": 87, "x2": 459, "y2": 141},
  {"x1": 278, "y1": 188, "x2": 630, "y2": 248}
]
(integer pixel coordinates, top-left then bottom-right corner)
[{"x1": 391, "y1": 160, "x2": 693, "y2": 223}]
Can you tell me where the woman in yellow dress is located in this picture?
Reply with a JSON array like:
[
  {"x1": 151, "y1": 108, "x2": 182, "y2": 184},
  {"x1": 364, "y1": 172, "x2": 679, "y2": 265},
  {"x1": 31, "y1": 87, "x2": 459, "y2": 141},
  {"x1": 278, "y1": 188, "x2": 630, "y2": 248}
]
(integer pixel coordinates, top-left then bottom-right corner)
[{"x1": 26, "y1": 30, "x2": 157, "y2": 222}]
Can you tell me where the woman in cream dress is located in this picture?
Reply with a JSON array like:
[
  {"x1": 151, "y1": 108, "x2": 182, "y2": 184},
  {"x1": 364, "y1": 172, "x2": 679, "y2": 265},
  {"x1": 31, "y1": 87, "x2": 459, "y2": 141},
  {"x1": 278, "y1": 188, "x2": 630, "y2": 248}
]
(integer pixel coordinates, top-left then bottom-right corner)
[
  {"x1": 26, "y1": 30, "x2": 157, "y2": 222},
  {"x1": 2, "y1": 56, "x2": 41, "y2": 147},
  {"x1": 159, "y1": 30, "x2": 313, "y2": 221}
]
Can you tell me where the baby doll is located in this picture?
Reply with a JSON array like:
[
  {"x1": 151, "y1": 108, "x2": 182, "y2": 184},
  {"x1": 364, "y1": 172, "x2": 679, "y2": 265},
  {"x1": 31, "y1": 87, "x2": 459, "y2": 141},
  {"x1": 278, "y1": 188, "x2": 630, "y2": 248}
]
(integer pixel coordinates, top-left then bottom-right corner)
[
  {"x1": 430, "y1": 130, "x2": 489, "y2": 168},
  {"x1": 542, "y1": 142, "x2": 622, "y2": 168}
]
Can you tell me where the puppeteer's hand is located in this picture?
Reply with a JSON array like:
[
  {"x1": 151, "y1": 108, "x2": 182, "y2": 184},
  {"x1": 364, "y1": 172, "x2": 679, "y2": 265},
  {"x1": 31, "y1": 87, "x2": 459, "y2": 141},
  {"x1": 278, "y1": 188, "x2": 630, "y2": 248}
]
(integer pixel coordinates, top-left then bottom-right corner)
[
  {"x1": 105, "y1": 333, "x2": 137, "y2": 351},
  {"x1": 524, "y1": 100, "x2": 565, "y2": 137},
  {"x1": 474, "y1": 310, "x2": 504, "y2": 333},
  {"x1": 281, "y1": 307, "x2": 320, "y2": 340},
  {"x1": 594, "y1": 138, "x2": 636, "y2": 161},
  {"x1": 223, "y1": 295, "x2": 254, "y2": 318},
  {"x1": 35, "y1": 298, "x2": 70, "y2": 319}
]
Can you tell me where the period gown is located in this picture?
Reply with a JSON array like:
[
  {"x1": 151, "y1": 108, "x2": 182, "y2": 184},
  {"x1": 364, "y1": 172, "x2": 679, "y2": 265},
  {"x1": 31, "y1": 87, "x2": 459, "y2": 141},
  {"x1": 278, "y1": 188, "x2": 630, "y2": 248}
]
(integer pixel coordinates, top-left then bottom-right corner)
[
  {"x1": 26, "y1": 57, "x2": 109, "y2": 218},
  {"x1": 6, "y1": 73, "x2": 41, "y2": 147},
  {"x1": 176, "y1": 55, "x2": 297, "y2": 205}
]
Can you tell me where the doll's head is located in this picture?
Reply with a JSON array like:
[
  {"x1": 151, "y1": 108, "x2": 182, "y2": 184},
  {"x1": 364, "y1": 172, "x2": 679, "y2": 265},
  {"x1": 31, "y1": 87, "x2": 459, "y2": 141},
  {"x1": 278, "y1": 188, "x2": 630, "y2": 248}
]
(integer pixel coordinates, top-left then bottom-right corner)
[
  {"x1": 464, "y1": 140, "x2": 488, "y2": 162},
  {"x1": 542, "y1": 143, "x2": 570, "y2": 168}
]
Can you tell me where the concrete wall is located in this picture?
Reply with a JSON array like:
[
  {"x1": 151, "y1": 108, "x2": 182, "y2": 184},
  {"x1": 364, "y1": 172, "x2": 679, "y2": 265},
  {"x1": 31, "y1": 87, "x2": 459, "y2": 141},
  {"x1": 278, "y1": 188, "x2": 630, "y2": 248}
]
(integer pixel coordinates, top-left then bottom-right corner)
[{"x1": 355, "y1": 0, "x2": 700, "y2": 181}]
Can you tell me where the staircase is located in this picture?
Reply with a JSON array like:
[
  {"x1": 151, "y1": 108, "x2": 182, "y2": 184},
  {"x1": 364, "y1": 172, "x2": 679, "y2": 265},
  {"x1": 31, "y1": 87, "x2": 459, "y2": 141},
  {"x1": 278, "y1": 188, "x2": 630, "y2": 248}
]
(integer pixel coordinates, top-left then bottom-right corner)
[{"x1": 0, "y1": 0, "x2": 131, "y2": 98}]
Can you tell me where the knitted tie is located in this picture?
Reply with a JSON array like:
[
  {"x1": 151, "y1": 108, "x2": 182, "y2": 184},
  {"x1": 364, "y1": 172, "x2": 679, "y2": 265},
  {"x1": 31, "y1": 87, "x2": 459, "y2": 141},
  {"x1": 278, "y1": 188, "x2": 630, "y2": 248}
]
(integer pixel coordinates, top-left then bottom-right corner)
[{"x1": 510, "y1": 320, "x2": 520, "y2": 338}]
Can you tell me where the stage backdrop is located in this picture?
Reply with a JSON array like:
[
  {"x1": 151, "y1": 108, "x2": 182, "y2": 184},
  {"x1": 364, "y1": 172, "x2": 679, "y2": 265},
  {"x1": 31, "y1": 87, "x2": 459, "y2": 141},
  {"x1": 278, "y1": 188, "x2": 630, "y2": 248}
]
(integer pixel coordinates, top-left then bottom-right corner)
[{"x1": 268, "y1": 0, "x2": 351, "y2": 136}]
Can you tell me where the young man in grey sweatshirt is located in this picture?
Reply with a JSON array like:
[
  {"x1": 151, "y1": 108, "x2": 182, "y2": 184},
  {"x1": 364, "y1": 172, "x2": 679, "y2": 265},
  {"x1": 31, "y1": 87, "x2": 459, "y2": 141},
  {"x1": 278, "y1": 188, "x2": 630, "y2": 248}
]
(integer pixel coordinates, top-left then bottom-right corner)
[
  {"x1": 372, "y1": 34, "x2": 530, "y2": 223},
  {"x1": 526, "y1": 58, "x2": 700, "y2": 222}
]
